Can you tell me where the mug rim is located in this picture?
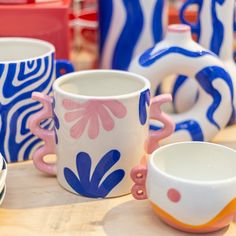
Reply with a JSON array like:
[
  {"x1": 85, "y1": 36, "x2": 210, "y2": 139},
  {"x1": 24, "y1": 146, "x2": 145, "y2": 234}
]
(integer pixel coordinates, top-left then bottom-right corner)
[
  {"x1": 53, "y1": 70, "x2": 151, "y2": 100},
  {"x1": 0, "y1": 37, "x2": 55, "y2": 63},
  {"x1": 150, "y1": 142, "x2": 236, "y2": 185}
]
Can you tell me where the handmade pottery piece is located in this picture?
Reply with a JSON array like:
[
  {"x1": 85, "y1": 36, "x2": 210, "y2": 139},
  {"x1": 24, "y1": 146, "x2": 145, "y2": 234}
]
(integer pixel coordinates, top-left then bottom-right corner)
[
  {"x1": 29, "y1": 70, "x2": 175, "y2": 198},
  {"x1": 99, "y1": 0, "x2": 168, "y2": 70},
  {"x1": 129, "y1": 24, "x2": 234, "y2": 143},
  {"x1": 0, "y1": 38, "x2": 74, "y2": 163},
  {"x1": 173, "y1": 0, "x2": 236, "y2": 115},
  {"x1": 131, "y1": 142, "x2": 236, "y2": 233}
]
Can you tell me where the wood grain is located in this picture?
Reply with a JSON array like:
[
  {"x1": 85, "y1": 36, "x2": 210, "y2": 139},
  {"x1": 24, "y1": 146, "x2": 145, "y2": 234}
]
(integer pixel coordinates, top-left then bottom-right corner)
[{"x1": 0, "y1": 126, "x2": 236, "y2": 236}]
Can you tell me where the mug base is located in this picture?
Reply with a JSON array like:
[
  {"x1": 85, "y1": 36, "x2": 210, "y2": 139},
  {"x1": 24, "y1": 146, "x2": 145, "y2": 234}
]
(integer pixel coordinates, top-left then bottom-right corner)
[{"x1": 150, "y1": 202, "x2": 231, "y2": 234}]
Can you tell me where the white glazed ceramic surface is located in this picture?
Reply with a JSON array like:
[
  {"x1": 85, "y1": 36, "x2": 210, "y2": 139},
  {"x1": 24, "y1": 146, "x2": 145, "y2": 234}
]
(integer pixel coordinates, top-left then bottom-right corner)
[
  {"x1": 147, "y1": 142, "x2": 236, "y2": 232},
  {"x1": 53, "y1": 70, "x2": 150, "y2": 198},
  {"x1": 174, "y1": 0, "x2": 236, "y2": 114},
  {"x1": 129, "y1": 24, "x2": 234, "y2": 143}
]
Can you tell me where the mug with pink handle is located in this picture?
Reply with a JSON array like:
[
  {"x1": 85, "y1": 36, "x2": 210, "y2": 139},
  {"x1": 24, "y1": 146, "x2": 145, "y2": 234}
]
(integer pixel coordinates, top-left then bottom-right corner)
[{"x1": 28, "y1": 70, "x2": 175, "y2": 198}]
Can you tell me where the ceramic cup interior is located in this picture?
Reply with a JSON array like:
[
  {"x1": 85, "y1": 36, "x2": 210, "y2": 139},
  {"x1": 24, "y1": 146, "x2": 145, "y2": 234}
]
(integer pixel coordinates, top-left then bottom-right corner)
[
  {"x1": 0, "y1": 38, "x2": 54, "y2": 62},
  {"x1": 54, "y1": 70, "x2": 149, "y2": 98},
  {"x1": 152, "y1": 142, "x2": 236, "y2": 182}
]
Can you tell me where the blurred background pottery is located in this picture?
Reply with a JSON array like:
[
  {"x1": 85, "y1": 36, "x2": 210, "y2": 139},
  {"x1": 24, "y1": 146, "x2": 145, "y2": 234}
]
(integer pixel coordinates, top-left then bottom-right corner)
[
  {"x1": 129, "y1": 24, "x2": 234, "y2": 143},
  {"x1": 98, "y1": 0, "x2": 168, "y2": 70},
  {"x1": 172, "y1": 0, "x2": 236, "y2": 120}
]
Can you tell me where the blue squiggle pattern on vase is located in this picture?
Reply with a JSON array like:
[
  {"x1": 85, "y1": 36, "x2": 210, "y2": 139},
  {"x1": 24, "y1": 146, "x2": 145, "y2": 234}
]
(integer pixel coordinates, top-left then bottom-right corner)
[
  {"x1": 0, "y1": 55, "x2": 55, "y2": 162},
  {"x1": 99, "y1": 0, "x2": 113, "y2": 55},
  {"x1": 150, "y1": 120, "x2": 204, "y2": 141},
  {"x1": 195, "y1": 66, "x2": 234, "y2": 129},
  {"x1": 152, "y1": 0, "x2": 165, "y2": 43},
  {"x1": 139, "y1": 47, "x2": 215, "y2": 67},
  {"x1": 112, "y1": 0, "x2": 144, "y2": 70},
  {"x1": 64, "y1": 150, "x2": 125, "y2": 198},
  {"x1": 210, "y1": 0, "x2": 225, "y2": 55},
  {"x1": 139, "y1": 89, "x2": 150, "y2": 125}
]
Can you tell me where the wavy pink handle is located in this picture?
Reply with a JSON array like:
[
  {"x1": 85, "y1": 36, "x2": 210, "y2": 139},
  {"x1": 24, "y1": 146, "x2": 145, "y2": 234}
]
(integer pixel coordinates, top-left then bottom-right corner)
[
  {"x1": 146, "y1": 94, "x2": 175, "y2": 154},
  {"x1": 28, "y1": 92, "x2": 56, "y2": 175},
  {"x1": 131, "y1": 165, "x2": 148, "y2": 200}
]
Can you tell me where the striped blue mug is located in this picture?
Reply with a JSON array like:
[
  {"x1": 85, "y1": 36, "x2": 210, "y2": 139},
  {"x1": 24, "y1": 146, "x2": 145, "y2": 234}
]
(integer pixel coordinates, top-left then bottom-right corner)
[{"x1": 0, "y1": 37, "x2": 74, "y2": 163}]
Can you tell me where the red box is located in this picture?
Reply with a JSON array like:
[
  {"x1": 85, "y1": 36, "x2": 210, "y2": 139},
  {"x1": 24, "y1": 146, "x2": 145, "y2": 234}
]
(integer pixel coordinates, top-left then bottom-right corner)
[{"x1": 0, "y1": 0, "x2": 71, "y2": 59}]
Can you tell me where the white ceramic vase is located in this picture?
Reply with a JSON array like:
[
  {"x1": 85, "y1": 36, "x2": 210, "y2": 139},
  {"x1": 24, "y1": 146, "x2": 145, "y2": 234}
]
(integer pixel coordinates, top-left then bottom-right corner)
[
  {"x1": 129, "y1": 24, "x2": 234, "y2": 143},
  {"x1": 98, "y1": 0, "x2": 168, "y2": 70},
  {"x1": 173, "y1": 0, "x2": 236, "y2": 116}
]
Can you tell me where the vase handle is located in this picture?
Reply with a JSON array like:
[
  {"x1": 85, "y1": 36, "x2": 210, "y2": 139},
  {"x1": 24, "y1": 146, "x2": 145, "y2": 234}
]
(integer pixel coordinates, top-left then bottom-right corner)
[{"x1": 28, "y1": 92, "x2": 57, "y2": 175}]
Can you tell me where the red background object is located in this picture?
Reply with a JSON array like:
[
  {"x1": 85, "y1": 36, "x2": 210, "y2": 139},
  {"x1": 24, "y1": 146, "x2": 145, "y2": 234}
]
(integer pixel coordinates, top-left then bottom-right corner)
[{"x1": 0, "y1": 0, "x2": 71, "y2": 59}]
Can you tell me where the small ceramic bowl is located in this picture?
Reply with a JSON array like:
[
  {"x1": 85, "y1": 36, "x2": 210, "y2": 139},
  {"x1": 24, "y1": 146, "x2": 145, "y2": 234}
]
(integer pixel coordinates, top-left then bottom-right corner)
[{"x1": 131, "y1": 142, "x2": 236, "y2": 233}]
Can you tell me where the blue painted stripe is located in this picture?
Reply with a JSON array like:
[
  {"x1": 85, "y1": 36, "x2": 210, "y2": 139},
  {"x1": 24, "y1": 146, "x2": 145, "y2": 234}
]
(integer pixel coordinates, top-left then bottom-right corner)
[
  {"x1": 150, "y1": 120, "x2": 204, "y2": 141},
  {"x1": 210, "y1": 0, "x2": 225, "y2": 55},
  {"x1": 152, "y1": 0, "x2": 164, "y2": 43},
  {"x1": 99, "y1": 0, "x2": 113, "y2": 55},
  {"x1": 195, "y1": 66, "x2": 234, "y2": 129},
  {"x1": 112, "y1": 0, "x2": 144, "y2": 70},
  {"x1": 139, "y1": 46, "x2": 215, "y2": 67}
]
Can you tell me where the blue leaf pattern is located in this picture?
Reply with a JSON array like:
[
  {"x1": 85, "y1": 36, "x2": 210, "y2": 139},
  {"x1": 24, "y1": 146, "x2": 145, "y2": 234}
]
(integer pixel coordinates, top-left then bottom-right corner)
[
  {"x1": 64, "y1": 150, "x2": 125, "y2": 198},
  {"x1": 139, "y1": 89, "x2": 151, "y2": 125},
  {"x1": 52, "y1": 98, "x2": 60, "y2": 145}
]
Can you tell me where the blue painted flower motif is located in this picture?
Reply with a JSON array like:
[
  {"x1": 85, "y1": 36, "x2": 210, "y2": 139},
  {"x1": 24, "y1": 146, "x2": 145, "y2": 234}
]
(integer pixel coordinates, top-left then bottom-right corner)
[
  {"x1": 64, "y1": 150, "x2": 125, "y2": 198},
  {"x1": 52, "y1": 98, "x2": 60, "y2": 144},
  {"x1": 139, "y1": 89, "x2": 151, "y2": 125}
]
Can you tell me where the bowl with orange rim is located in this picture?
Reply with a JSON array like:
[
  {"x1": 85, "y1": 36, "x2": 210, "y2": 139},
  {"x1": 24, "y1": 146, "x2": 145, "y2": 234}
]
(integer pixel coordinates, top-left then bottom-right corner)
[{"x1": 131, "y1": 142, "x2": 236, "y2": 233}]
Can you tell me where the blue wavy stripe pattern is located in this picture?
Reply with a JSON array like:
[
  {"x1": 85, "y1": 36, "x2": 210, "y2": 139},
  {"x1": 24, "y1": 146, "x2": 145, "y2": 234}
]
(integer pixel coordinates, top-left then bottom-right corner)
[
  {"x1": 195, "y1": 66, "x2": 234, "y2": 129},
  {"x1": 0, "y1": 54, "x2": 54, "y2": 162},
  {"x1": 210, "y1": 0, "x2": 225, "y2": 55},
  {"x1": 112, "y1": 0, "x2": 144, "y2": 70},
  {"x1": 98, "y1": 0, "x2": 113, "y2": 55},
  {"x1": 139, "y1": 46, "x2": 215, "y2": 67},
  {"x1": 150, "y1": 120, "x2": 204, "y2": 141},
  {"x1": 152, "y1": 0, "x2": 164, "y2": 43}
]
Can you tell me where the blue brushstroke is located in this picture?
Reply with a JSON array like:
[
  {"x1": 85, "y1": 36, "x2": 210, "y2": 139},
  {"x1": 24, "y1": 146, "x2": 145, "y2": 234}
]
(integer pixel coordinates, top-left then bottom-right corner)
[
  {"x1": 195, "y1": 66, "x2": 234, "y2": 129},
  {"x1": 112, "y1": 0, "x2": 144, "y2": 70},
  {"x1": 139, "y1": 46, "x2": 215, "y2": 67},
  {"x1": 139, "y1": 89, "x2": 150, "y2": 125},
  {"x1": 179, "y1": 0, "x2": 203, "y2": 41},
  {"x1": 152, "y1": 0, "x2": 164, "y2": 43},
  {"x1": 52, "y1": 98, "x2": 60, "y2": 145},
  {"x1": 64, "y1": 150, "x2": 125, "y2": 198},
  {"x1": 99, "y1": 0, "x2": 113, "y2": 55},
  {"x1": 155, "y1": 85, "x2": 162, "y2": 96},
  {"x1": 210, "y1": 0, "x2": 225, "y2": 55},
  {"x1": 150, "y1": 120, "x2": 204, "y2": 141}
]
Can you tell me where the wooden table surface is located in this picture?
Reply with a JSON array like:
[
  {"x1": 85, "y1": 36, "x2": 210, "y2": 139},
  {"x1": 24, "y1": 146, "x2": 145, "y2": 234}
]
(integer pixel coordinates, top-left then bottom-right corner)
[{"x1": 1, "y1": 126, "x2": 236, "y2": 236}]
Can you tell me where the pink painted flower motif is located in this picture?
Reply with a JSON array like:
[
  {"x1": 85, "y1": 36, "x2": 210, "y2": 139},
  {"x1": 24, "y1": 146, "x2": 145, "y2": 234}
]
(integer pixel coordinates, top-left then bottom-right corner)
[{"x1": 63, "y1": 99, "x2": 127, "y2": 139}]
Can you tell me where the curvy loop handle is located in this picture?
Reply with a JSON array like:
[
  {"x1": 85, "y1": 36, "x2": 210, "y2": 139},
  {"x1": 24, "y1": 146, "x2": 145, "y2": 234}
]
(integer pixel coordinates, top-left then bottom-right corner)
[
  {"x1": 131, "y1": 165, "x2": 148, "y2": 200},
  {"x1": 147, "y1": 94, "x2": 175, "y2": 154},
  {"x1": 180, "y1": 0, "x2": 201, "y2": 34},
  {"x1": 28, "y1": 92, "x2": 56, "y2": 175},
  {"x1": 56, "y1": 60, "x2": 75, "y2": 78}
]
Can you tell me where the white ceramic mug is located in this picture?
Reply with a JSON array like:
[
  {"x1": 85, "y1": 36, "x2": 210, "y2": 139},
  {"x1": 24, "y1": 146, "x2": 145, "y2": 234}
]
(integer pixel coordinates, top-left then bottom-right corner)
[
  {"x1": 29, "y1": 70, "x2": 175, "y2": 198},
  {"x1": 131, "y1": 142, "x2": 236, "y2": 233}
]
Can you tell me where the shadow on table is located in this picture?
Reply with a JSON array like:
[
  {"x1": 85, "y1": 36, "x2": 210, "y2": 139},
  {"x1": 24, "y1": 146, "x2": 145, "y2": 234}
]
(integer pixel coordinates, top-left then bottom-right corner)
[
  {"x1": 1, "y1": 163, "x2": 98, "y2": 209},
  {"x1": 102, "y1": 200, "x2": 229, "y2": 236}
]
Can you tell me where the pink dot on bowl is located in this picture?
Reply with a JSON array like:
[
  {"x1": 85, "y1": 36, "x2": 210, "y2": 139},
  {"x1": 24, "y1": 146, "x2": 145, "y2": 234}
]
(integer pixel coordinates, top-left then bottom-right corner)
[{"x1": 167, "y1": 188, "x2": 181, "y2": 203}]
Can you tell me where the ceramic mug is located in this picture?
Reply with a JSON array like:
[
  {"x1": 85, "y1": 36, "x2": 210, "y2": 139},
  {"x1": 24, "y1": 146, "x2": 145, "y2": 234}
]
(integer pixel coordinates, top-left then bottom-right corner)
[
  {"x1": 29, "y1": 70, "x2": 175, "y2": 198},
  {"x1": 0, "y1": 37, "x2": 74, "y2": 163},
  {"x1": 131, "y1": 142, "x2": 236, "y2": 233}
]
